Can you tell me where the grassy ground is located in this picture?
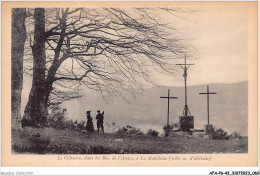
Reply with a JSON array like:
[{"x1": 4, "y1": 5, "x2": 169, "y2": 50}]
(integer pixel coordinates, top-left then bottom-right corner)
[{"x1": 12, "y1": 127, "x2": 248, "y2": 154}]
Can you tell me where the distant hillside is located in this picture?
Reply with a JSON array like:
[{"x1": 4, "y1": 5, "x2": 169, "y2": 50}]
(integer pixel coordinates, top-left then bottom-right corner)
[{"x1": 62, "y1": 81, "x2": 248, "y2": 136}]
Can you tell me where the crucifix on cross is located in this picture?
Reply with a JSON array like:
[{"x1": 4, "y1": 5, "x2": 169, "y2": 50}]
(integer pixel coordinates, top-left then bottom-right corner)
[
  {"x1": 160, "y1": 89, "x2": 178, "y2": 127},
  {"x1": 175, "y1": 55, "x2": 195, "y2": 116},
  {"x1": 199, "y1": 85, "x2": 217, "y2": 125}
]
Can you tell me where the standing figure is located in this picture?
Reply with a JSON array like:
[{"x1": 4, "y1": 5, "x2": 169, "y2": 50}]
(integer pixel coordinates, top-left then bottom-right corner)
[
  {"x1": 86, "y1": 111, "x2": 94, "y2": 132},
  {"x1": 96, "y1": 110, "x2": 104, "y2": 133}
]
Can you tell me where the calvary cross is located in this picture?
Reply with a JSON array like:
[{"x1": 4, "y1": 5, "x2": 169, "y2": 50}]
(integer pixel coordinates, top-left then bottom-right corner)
[
  {"x1": 176, "y1": 55, "x2": 195, "y2": 116},
  {"x1": 160, "y1": 89, "x2": 178, "y2": 127},
  {"x1": 199, "y1": 85, "x2": 217, "y2": 125}
]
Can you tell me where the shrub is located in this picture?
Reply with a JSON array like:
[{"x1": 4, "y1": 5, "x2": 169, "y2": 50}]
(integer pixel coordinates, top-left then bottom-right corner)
[
  {"x1": 117, "y1": 126, "x2": 128, "y2": 133},
  {"x1": 163, "y1": 122, "x2": 179, "y2": 137},
  {"x1": 172, "y1": 122, "x2": 180, "y2": 129},
  {"x1": 209, "y1": 127, "x2": 230, "y2": 140},
  {"x1": 163, "y1": 125, "x2": 170, "y2": 137},
  {"x1": 230, "y1": 132, "x2": 242, "y2": 139},
  {"x1": 105, "y1": 122, "x2": 120, "y2": 133},
  {"x1": 64, "y1": 120, "x2": 75, "y2": 129},
  {"x1": 78, "y1": 121, "x2": 86, "y2": 130},
  {"x1": 117, "y1": 125, "x2": 144, "y2": 135},
  {"x1": 147, "y1": 129, "x2": 159, "y2": 137},
  {"x1": 47, "y1": 104, "x2": 68, "y2": 129}
]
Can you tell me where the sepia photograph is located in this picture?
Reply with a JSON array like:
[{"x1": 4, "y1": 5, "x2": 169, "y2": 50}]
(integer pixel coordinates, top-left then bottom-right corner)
[{"x1": 1, "y1": 1, "x2": 258, "y2": 167}]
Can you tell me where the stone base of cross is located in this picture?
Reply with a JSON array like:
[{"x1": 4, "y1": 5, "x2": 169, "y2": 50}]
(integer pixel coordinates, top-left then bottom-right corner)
[
  {"x1": 179, "y1": 116, "x2": 194, "y2": 132},
  {"x1": 204, "y1": 124, "x2": 213, "y2": 135}
]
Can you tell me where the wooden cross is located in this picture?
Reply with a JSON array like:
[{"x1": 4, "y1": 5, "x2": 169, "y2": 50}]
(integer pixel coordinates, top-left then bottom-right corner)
[
  {"x1": 199, "y1": 85, "x2": 217, "y2": 124},
  {"x1": 176, "y1": 55, "x2": 195, "y2": 116},
  {"x1": 160, "y1": 89, "x2": 178, "y2": 127}
]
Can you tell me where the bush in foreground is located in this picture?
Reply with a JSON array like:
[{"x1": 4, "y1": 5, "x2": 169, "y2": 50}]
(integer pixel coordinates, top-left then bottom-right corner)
[
  {"x1": 47, "y1": 104, "x2": 68, "y2": 129},
  {"x1": 209, "y1": 127, "x2": 230, "y2": 140},
  {"x1": 147, "y1": 129, "x2": 159, "y2": 137},
  {"x1": 163, "y1": 122, "x2": 179, "y2": 137},
  {"x1": 117, "y1": 125, "x2": 144, "y2": 135},
  {"x1": 230, "y1": 132, "x2": 242, "y2": 139}
]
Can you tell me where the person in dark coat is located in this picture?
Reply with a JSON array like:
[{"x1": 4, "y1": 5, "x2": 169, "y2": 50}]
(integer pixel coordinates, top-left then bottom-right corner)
[
  {"x1": 86, "y1": 111, "x2": 94, "y2": 132},
  {"x1": 96, "y1": 110, "x2": 104, "y2": 133}
]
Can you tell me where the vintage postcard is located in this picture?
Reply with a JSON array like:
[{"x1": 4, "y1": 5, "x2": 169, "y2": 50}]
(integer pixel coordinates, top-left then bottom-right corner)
[{"x1": 1, "y1": 1, "x2": 258, "y2": 166}]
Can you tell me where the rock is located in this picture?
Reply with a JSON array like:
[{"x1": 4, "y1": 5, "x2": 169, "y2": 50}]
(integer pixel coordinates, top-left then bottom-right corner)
[
  {"x1": 236, "y1": 150, "x2": 241, "y2": 153},
  {"x1": 81, "y1": 130, "x2": 88, "y2": 134},
  {"x1": 119, "y1": 149, "x2": 124, "y2": 154},
  {"x1": 115, "y1": 139, "x2": 123, "y2": 142},
  {"x1": 204, "y1": 135, "x2": 209, "y2": 139}
]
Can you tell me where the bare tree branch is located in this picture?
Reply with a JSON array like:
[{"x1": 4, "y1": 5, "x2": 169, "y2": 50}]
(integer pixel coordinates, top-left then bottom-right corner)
[{"x1": 24, "y1": 7, "x2": 193, "y2": 103}]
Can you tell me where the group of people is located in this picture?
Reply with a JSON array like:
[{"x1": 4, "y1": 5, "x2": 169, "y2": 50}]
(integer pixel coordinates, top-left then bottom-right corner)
[{"x1": 86, "y1": 110, "x2": 104, "y2": 133}]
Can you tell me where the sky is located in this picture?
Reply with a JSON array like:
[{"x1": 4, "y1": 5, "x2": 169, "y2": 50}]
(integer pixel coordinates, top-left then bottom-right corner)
[
  {"x1": 152, "y1": 6, "x2": 248, "y2": 87},
  {"x1": 21, "y1": 6, "x2": 250, "y2": 115}
]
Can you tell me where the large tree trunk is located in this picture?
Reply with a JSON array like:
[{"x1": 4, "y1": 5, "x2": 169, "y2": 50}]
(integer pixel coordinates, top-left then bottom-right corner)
[
  {"x1": 11, "y1": 8, "x2": 27, "y2": 131},
  {"x1": 23, "y1": 8, "x2": 48, "y2": 127}
]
